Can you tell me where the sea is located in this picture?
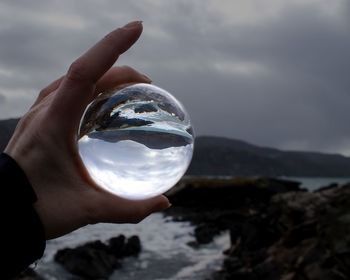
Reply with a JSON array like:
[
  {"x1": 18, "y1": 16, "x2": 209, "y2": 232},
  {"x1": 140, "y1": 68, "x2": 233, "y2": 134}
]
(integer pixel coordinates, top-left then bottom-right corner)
[
  {"x1": 279, "y1": 176, "x2": 350, "y2": 191},
  {"x1": 34, "y1": 177, "x2": 350, "y2": 280},
  {"x1": 35, "y1": 213, "x2": 229, "y2": 280}
]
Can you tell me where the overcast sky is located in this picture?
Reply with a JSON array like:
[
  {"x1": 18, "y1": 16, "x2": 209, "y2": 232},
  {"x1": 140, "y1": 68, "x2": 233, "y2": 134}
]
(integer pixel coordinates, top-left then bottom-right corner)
[{"x1": 0, "y1": 0, "x2": 349, "y2": 155}]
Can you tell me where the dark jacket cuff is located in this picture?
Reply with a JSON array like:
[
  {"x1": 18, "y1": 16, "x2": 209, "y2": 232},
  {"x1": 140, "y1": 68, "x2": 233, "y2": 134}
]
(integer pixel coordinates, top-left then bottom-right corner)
[{"x1": 0, "y1": 152, "x2": 46, "y2": 278}]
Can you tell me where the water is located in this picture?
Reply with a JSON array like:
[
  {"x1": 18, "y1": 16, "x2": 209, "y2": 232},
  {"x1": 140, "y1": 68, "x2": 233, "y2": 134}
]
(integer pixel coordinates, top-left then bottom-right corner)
[
  {"x1": 35, "y1": 214, "x2": 229, "y2": 280},
  {"x1": 33, "y1": 176, "x2": 350, "y2": 279},
  {"x1": 78, "y1": 83, "x2": 194, "y2": 200},
  {"x1": 281, "y1": 176, "x2": 350, "y2": 191}
]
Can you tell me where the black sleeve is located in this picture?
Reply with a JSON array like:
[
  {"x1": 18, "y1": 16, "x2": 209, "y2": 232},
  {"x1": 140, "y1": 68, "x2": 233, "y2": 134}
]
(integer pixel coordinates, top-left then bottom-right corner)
[{"x1": 0, "y1": 153, "x2": 46, "y2": 279}]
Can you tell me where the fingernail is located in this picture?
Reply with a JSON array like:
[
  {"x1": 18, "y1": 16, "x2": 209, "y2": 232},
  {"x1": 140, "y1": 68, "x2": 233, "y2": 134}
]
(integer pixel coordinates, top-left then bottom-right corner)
[
  {"x1": 142, "y1": 73, "x2": 152, "y2": 83},
  {"x1": 166, "y1": 202, "x2": 172, "y2": 209},
  {"x1": 123, "y1": 21, "x2": 143, "y2": 29}
]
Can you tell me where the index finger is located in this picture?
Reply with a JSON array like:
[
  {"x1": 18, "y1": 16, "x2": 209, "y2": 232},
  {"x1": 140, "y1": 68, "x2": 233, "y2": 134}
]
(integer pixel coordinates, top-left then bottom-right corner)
[{"x1": 50, "y1": 21, "x2": 143, "y2": 130}]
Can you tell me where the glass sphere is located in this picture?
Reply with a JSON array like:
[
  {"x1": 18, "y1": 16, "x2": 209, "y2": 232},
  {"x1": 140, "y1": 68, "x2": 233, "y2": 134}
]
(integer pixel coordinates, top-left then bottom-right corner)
[{"x1": 78, "y1": 83, "x2": 194, "y2": 200}]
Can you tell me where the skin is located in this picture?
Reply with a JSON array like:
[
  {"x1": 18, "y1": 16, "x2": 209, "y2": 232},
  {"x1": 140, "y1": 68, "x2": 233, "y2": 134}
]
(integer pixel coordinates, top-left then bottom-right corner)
[{"x1": 4, "y1": 21, "x2": 171, "y2": 240}]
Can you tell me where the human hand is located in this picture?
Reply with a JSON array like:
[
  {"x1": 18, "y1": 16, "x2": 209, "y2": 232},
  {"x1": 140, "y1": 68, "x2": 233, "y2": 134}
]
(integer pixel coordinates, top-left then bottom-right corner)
[{"x1": 4, "y1": 21, "x2": 170, "y2": 239}]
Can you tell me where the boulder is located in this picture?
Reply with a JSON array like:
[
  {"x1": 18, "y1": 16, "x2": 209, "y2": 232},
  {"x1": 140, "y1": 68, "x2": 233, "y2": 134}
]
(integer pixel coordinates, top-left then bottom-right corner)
[
  {"x1": 194, "y1": 223, "x2": 220, "y2": 244},
  {"x1": 54, "y1": 241, "x2": 120, "y2": 279},
  {"x1": 123, "y1": 235, "x2": 141, "y2": 256},
  {"x1": 55, "y1": 235, "x2": 141, "y2": 279}
]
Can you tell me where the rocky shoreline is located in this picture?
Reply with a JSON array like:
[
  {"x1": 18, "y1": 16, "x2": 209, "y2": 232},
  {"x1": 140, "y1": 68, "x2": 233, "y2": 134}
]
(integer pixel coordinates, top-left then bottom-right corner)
[
  {"x1": 14, "y1": 177, "x2": 350, "y2": 280},
  {"x1": 165, "y1": 177, "x2": 350, "y2": 280}
]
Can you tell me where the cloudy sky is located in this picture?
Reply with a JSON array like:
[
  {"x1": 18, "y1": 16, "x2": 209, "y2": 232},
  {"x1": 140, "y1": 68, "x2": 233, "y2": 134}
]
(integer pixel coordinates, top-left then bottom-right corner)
[{"x1": 0, "y1": 0, "x2": 349, "y2": 155}]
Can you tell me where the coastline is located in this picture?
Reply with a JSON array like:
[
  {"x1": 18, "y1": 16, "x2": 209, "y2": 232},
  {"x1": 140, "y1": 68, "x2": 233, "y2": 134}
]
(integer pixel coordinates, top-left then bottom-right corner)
[{"x1": 15, "y1": 176, "x2": 350, "y2": 280}]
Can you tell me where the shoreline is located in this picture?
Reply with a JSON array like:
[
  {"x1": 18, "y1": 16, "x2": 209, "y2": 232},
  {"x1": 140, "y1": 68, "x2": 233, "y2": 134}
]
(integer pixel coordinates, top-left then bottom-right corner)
[{"x1": 15, "y1": 176, "x2": 350, "y2": 280}]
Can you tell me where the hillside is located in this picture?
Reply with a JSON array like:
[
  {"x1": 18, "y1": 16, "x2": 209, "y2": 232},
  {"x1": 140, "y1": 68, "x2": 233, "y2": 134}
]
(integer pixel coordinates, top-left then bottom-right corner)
[
  {"x1": 187, "y1": 136, "x2": 350, "y2": 177},
  {"x1": 1, "y1": 118, "x2": 350, "y2": 177}
]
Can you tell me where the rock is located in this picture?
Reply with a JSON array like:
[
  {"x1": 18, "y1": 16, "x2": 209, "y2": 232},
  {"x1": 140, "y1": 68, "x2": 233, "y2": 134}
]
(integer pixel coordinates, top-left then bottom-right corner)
[
  {"x1": 13, "y1": 268, "x2": 45, "y2": 280},
  {"x1": 187, "y1": 241, "x2": 200, "y2": 249},
  {"x1": 165, "y1": 177, "x2": 303, "y2": 231},
  {"x1": 207, "y1": 183, "x2": 350, "y2": 280},
  {"x1": 252, "y1": 260, "x2": 284, "y2": 280},
  {"x1": 123, "y1": 235, "x2": 141, "y2": 256},
  {"x1": 239, "y1": 216, "x2": 283, "y2": 251},
  {"x1": 283, "y1": 220, "x2": 318, "y2": 248},
  {"x1": 108, "y1": 235, "x2": 141, "y2": 257},
  {"x1": 55, "y1": 235, "x2": 142, "y2": 279},
  {"x1": 314, "y1": 183, "x2": 338, "y2": 192},
  {"x1": 167, "y1": 177, "x2": 302, "y2": 213},
  {"x1": 222, "y1": 256, "x2": 243, "y2": 272},
  {"x1": 194, "y1": 223, "x2": 220, "y2": 244},
  {"x1": 108, "y1": 235, "x2": 126, "y2": 257},
  {"x1": 165, "y1": 178, "x2": 350, "y2": 279},
  {"x1": 54, "y1": 241, "x2": 120, "y2": 279}
]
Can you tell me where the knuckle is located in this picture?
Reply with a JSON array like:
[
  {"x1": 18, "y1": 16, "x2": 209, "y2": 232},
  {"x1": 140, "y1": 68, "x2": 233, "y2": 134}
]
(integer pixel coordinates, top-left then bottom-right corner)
[
  {"x1": 117, "y1": 65, "x2": 144, "y2": 83},
  {"x1": 67, "y1": 59, "x2": 88, "y2": 82}
]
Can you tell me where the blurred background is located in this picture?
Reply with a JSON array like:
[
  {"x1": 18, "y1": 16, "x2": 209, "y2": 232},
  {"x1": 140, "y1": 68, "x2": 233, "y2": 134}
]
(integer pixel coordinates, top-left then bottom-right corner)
[{"x1": 1, "y1": 1, "x2": 350, "y2": 280}]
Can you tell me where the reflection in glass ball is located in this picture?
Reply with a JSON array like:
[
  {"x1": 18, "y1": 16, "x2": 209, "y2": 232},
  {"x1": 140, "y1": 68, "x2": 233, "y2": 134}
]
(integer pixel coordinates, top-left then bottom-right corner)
[{"x1": 78, "y1": 83, "x2": 194, "y2": 200}]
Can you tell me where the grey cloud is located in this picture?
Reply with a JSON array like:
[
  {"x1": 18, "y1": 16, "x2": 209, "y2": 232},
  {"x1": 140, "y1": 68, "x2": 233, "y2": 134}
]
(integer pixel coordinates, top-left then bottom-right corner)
[
  {"x1": 0, "y1": 1, "x2": 349, "y2": 155},
  {"x1": 0, "y1": 93, "x2": 6, "y2": 104},
  {"x1": 149, "y1": 4, "x2": 350, "y2": 154}
]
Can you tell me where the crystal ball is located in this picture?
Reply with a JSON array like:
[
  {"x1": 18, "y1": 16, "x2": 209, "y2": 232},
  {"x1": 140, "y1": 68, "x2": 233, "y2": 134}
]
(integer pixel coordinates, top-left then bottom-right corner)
[{"x1": 78, "y1": 83, "x2": 194, "y2": 200}]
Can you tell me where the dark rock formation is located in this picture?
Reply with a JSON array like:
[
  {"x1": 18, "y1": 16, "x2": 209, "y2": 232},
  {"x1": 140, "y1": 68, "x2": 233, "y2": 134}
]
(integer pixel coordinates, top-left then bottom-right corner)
[
  {"x1": 194, "y1": 223, "x2": 221, "y2": 244},
  {"x1": 122, "y1": 235, "x2": 142, "y2": 257},
  {"x1": 108, "y1": 234, "x2": 141, "y2": 258},
  {"x1": 213, "y1": 183, "x2": 350, "y2": 280},
  {"x1": 55, "y1": 240, "x2": 120, "y2": 279},
  {"x1": 166, "y1": 178, "x2": 350, "y2": 280},
  {"x1": 54, "y1": 235, "x2": 141, "y2": 279},
  {"x1": 13, "y1": 268, "x2": 45, "y2": 280},
  {"x1": 165, "y1": 177, "x2": 302, "y2": 245}
]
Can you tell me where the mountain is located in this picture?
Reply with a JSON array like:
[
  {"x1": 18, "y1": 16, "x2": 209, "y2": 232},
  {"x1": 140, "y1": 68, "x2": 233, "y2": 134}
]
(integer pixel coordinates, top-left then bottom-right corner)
[
  {"x1": 187, "y1": 136, "x2": 350, "y2": 177},
  {"x1": 1, "y1": 118, "x2": 350, "y2": 177}
]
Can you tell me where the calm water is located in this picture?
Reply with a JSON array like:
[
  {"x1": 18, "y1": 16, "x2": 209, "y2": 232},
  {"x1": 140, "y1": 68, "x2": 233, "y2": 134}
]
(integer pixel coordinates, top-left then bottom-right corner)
[{"x1": 281, "y1": 176, "x2": 350, "y2": 191}]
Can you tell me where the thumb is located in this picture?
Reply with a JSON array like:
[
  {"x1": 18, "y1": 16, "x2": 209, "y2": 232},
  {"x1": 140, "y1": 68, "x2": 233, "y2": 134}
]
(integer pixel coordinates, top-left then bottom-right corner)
[{"x1": 94, "y1": 194, "x2": 171, "y2": 224}]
